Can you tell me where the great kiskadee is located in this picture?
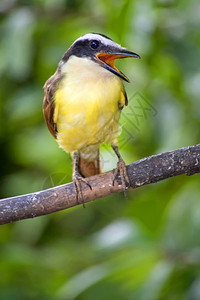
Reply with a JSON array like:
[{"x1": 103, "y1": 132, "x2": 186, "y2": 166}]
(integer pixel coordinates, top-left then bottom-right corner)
[{"x1": 43, "y1": 33, "x2": 140, "y2": 207}]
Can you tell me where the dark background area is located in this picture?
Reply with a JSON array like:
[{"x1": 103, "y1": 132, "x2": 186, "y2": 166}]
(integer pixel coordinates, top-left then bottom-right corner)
[{"x1": 0, "y1": 0, "x2": 200, "y2": 299}]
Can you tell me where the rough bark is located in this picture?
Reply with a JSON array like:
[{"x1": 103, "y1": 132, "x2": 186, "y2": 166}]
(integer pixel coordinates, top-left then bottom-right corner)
[{"x1": 0, "y1": 144, "x2": 200, "y2": 225}]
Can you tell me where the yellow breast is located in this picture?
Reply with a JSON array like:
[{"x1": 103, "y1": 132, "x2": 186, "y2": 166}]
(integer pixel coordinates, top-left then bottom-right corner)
[{"x1": 54, "y1": 56, "x2": 126, "y2": 155}]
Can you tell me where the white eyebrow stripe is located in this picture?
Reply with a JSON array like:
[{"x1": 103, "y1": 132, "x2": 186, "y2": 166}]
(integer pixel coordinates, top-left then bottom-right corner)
[{"x1": 74, "y1": 33, "x2": 125, "y2": 49}]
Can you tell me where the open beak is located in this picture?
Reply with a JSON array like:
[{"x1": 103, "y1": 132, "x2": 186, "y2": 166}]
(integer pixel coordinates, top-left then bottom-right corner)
[{"x1": 96, "y1": 50, "x2": 140, "y2": 82}]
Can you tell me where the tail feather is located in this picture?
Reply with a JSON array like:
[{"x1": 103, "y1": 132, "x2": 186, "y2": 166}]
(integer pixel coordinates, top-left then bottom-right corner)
[{"x1": 78, "y1": 150, "x2": 102, "y2": 177}]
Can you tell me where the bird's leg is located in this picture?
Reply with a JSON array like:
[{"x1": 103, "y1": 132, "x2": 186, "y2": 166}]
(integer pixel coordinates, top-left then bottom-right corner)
[
  {"x1": 72, "y1": 151, "x2": 92, "y2": 208},
  {"x1": 111, "y1": 143, "x2": 130, "y2": 197}
]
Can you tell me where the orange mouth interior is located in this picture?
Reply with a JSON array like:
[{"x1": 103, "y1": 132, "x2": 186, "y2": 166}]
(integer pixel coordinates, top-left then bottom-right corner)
[{"x1": 96, "y1": 52, "x2": 127, "y2": 74}]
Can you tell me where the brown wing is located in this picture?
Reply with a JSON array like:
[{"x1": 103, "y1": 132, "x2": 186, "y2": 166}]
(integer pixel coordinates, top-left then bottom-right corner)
[
  {"x1": 124, "y1": 90, "x2": 128, "y2": 106},
  {"x1": 118, "y1": 89, "x2": 128, "y2": 110},
  {"x1": 43, "y1": 71, "x2": 62, "y2": 139}
]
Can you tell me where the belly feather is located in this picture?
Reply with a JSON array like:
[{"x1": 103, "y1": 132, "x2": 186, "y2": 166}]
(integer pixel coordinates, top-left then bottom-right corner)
[{"x1": 55, "y1": 69, "x2": 123, "y2": 153}]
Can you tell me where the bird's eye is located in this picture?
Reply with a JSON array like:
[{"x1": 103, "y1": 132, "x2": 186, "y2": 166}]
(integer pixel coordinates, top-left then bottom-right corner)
[{"x1": 90, "y1": 40, "x2": 100, "y2": 49}]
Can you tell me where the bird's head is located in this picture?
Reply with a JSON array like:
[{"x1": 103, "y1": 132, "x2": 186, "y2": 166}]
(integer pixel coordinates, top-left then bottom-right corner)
[{"x1": 62, "y1": 33, "x2": 140, "y2": 82}]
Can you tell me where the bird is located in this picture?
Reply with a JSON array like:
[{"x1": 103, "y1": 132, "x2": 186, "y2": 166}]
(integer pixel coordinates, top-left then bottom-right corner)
[{"x1": 43, "y1": 33, "x2": 140, "y2": 207}]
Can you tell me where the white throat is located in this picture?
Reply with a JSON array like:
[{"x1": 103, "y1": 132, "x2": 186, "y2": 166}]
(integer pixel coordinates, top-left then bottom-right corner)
[{"x1": 61, "y1": 55, "x2": 115, "y2": 81}]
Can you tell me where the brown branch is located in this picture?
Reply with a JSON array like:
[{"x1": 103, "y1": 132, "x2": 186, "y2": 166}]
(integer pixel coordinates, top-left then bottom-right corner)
[{"x1": 0, "y1": 144, "x2": 200, "y2": 225}]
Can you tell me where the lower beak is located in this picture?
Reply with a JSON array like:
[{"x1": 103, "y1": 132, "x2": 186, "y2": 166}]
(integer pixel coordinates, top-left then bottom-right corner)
[{"x1": 96, "y1": 50, "x2": 140, "y2": 82}]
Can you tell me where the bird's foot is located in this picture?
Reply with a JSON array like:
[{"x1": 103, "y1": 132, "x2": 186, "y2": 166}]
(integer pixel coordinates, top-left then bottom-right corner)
[
  {"x1": 112, "y1": 158, "x2": 130, "y2": 197},
  {"x1": 72, "y1": 172, "x2": 92, "y2": 208}
]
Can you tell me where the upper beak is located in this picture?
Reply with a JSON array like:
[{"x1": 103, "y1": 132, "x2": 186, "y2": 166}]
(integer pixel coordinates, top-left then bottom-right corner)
[{"x1": 96, "y1": 49, "x2": 140, "y2": 82}]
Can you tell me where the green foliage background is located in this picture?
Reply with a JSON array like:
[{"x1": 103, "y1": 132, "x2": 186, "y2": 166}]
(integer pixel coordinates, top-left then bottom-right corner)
[{"x1": 0, "y1": 0, "x2": 200, "y2": 299}]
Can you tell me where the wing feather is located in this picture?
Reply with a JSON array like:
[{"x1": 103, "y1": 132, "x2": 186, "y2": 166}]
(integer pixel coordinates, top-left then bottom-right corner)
[
  {"x1": 43, "y1": 71, "x2": 62, "y2": 139},
  {"x1": 118, "y1": 89, "x2": 128, "y2": 110}
]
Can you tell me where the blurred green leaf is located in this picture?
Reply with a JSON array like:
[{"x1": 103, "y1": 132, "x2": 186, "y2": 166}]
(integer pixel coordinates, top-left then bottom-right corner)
[{"x1": 0, "y1": 0, "x2": 200, "y2": 299}]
